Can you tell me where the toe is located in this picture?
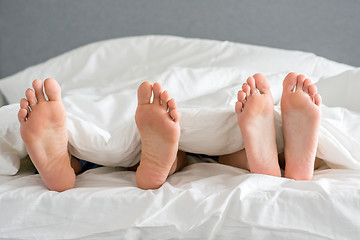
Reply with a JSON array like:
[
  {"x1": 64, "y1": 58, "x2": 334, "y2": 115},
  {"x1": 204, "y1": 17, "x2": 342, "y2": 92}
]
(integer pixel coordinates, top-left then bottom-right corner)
[
  {"x1": 32, "y1": 79, "x2": 46, "y2": 102},
  {"x1": 152, "y1": 82, "x2": 162, "y2": 104},
  {"x1": 296, "y1": 74, "x2": 306, "y2": 91},
  {"x1": 137, "y1": 81, "x2": 153, "y2": 105},
  {"x1": 25, "y1": 88, "x2": 37, "y2": 106},
  {"x1": 160, "y1": 90, "x2": 170, "y2": 110},
  {"x1": 20, "y1": 98, "x2": 30, "y2": 114},
  {"x1": 253, "y1": 73, "x2": 270, "y2": 94},
  {"x1": 283, "y1": 72, "x2": 298, "y2": 93},
  {"x1": 20, "y1": 98, "x2": 29, "y2": 108},
  {"x1": 303, "y1": 78, "x2": 311, "y2": 94},
  {"x1": 44, "y1": 78, "x2": 62, "y2": 101},
  {"x1": 242, "y1": 83, "x2": 251, "y2": 97},
  {"x1": 314, "y1": 94, "x2": 322, "y2": 106},
  {"x1": 18, "y1": 108, "x2": 27, "y2": 124},
  {"x1": 247, "y1": 77, "x2": 257, "y2": 95},
  {"x1": 235, "y1": 101, "x2": 243, "y2": 113},
  {"x1": 237, "y1": 90, "x2": 246, "y2": 103},
  {"x1": 168, "y1": 99, "x2": 180, "y2": 122},
  {"x1": 236, "y1": 90, "x2": 246, "y2": 113},
  {"x1": 308, "y1": 84, "x2": 317, "y2": 97}
]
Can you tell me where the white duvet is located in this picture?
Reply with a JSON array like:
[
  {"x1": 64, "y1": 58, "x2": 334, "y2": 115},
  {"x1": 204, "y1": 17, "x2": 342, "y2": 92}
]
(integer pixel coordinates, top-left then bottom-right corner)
[{"x1": 0, "y1": 36, "x2": 360, "y2": 239}]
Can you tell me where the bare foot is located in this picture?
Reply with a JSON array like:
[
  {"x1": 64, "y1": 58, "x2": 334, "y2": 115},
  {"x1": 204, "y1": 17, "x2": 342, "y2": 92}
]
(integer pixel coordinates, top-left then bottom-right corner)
[
  {"x1": 18, "y1": 78, "x2": 75, "y2": 191},
  {"x1": 135, "y1": 82, "x2": 181, "y2": 189},
  {"x1": 281, "y1": 72, "x2": 321, "y2": 180},
  {"x1": 235, "y1": 74, "x2": 281, "y2": 177}
]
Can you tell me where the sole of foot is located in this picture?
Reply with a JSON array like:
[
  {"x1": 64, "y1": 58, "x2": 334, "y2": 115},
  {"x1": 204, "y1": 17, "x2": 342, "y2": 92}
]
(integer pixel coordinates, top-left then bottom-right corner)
[
  {"x1": 281, "y1": 72, "x2": 321, "y2": 181},
  {"x1": 235, "y1": 73, "x2": 281, "y2": 177},
  {"x1": 18, "y1": 78, "x2": 74, "y2": 191},
  {"x1": 135, "y1": 81, "x2": 181, "y2": 189}
]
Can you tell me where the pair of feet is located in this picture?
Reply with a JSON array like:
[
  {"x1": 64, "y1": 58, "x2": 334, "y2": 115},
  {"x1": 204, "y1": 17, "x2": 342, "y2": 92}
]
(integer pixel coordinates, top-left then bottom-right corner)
[
  {"x1": 18, "y1": 78, "x2": 183, "y2": 191},
  {"x1": 234, "y1": 73, "x2": 321, "y2": 180},
  {"x1": 18, "y1": 73, "x2": 321, "y2": 191}
]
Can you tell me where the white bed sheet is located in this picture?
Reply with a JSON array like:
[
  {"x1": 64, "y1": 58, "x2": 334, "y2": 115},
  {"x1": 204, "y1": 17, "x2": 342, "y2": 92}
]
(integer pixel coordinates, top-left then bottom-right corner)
[{"x1": 1, "y1": 157, "x2": 359, "y2": 239}]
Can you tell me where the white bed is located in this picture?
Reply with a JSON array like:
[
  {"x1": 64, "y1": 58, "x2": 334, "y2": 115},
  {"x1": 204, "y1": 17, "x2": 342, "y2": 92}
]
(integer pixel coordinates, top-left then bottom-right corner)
[{"x1": 0, "y1": 36, "x2": 360, "y2": 239}]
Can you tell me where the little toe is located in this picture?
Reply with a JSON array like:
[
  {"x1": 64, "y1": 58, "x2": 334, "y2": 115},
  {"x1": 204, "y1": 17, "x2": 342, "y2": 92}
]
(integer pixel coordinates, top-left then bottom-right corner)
[
  {"x1": 168, "y1": 99, "x2": 180, "y2": 122},
  {"x1": 137, "y1": 81, "x2": 153, "y2": 105},
  {"x1": 303, "y1": 78, "x2": 311, "y2": 94},
  {"x1": 236, "y1": 90, "x2": 246, "y2": 113},
  {"x1": 242, "y1": 83, "x2": 251, "y2": 97},
  {"x1": 314, "y1": 94, "x2": 322, "y2": 106},
  {"x1": 18, "y1": 108, "x2": 28, "y2": 123},
  {"x1": 32, "y1": 79, "x2": 46, "y2": 102},
  {"x1": 296, "y1": 74, "x2": 306, "y2": 91},
  {"x1": 253, "y1": 73, "x2": 270, "y2": 94},
  {"x1": 160, "y1": 90, "x2": 170, "y2": 109},
  {"x1": 25, "y1": 88, "x2": 37, "y2": 106},
  {"x1": 152, "y1": 82, "x2": 162, "y2": 104},
  {"x1": 44, "y1": 78, "x2": 61, "y2": 101},
  {"x1": 20, "y1": 98, "x2": 30, "y2": 114},
  {"x1": 235, "y1": 101, "x2": 243, "y2": 113},
  {"x1": 283, "y1": 72, "x2": 298, "y2": 93}
]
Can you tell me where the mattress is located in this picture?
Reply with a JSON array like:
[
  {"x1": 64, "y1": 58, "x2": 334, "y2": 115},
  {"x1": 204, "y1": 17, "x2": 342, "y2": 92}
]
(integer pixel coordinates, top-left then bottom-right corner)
[{"x1": 0, "y1": 36, "x2": 359, "y2": 239}]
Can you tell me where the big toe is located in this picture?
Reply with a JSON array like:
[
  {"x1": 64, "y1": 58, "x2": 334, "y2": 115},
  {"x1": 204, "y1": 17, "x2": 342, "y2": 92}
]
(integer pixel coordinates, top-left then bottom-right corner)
[
  {"x1": 152, "y1": 82, "x2": 162, "y2": 104},
  {"x1": 44, "y1": 78, "x2": 62, "y2": 101},
  {"x1": 137, "y1": 81, "x2": 153, "y2": 105},
  {"x1": 283, "y1": 72, "x2": 298, "y2": 93},
  {"x1": 253, "y1": 73, "x2": 270, "y2": 94}
]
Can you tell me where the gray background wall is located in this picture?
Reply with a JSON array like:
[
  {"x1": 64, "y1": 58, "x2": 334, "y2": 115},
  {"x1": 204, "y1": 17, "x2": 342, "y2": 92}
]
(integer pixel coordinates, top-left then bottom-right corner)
[{"x1": 0, "y1": 0, "x2": 359, "y2": 78}]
